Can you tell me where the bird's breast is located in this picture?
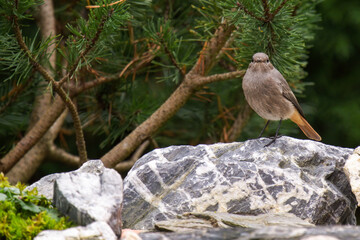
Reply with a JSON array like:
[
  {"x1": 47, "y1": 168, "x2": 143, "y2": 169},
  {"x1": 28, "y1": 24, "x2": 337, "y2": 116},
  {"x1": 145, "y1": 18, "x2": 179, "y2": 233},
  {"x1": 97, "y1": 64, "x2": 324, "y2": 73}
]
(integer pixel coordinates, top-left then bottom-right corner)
[{"x1": 242, "y1": 70, "x2": 294, "y2": 121}]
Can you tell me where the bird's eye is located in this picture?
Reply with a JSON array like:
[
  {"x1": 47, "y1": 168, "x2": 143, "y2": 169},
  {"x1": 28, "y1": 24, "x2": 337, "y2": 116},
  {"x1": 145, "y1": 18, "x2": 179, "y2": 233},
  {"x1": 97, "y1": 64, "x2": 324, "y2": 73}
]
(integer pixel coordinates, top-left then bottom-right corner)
[{"x1": 266, "y1": 59, "x2": 269, "y2": 63}]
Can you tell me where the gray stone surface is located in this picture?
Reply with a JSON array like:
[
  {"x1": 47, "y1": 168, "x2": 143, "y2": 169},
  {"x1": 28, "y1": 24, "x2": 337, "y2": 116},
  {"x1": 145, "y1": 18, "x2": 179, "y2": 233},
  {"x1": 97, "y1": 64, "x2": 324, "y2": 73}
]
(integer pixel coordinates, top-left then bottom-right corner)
[
  {"x1": 122, "y1": 137, "x2": 357, "y2": 230},
  {"x1": 344, "y1": 146, "x2": 360, "y2": 205},
  {"x1": 155, "y1": 212, "x2": 313, "y2": 232},
  {"x1": 26, "y1": 173, "x2": 62, "y2": 200},
  {"x1": 53, "y1": 160, "x2": 123, "y2": 236},
  {"x1": 137, "y1": 225, "x2": 360, "y2": 240},
  {"x1": 34, "y1": 221, "x2": 116, "y2": 240}
]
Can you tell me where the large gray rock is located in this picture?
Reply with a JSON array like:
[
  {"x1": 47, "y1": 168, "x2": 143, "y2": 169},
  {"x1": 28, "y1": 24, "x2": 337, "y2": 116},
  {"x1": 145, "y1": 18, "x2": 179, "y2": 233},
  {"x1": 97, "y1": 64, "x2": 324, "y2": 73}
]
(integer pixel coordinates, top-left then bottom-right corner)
[
  {"x1": 34, "y1": 221, "x2": 116, "y2": 240},
  {"x1": 53, "y1": 160, "x2": 123, "y2": 237},
  {"x1": 122, "y1": 137, "x2": 357, "y2": 230}
]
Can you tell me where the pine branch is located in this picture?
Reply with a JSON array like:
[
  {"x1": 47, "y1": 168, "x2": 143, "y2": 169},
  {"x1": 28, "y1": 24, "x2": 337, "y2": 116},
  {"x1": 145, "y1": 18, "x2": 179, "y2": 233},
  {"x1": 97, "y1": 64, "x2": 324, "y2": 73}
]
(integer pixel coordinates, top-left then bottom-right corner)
[
  {"x1": 272, "y1": 0, "x2": 289, "y2": 18},
  {"x1": 48, "y1": 143, "x2": 80, "y2": 167},
  {"x1": 195, "y1": 70, "x2": 245, "y2": 86},
  {"x1": 13, "y1": 16, "x2": 87, "y2": 164},
  {"x1": 1, "y1": 15, "x2": 88, "y2": 173},
  {"x1": 236, "y1": 2, "x2": 266, "y2": 22},
  {"x1": 101, "y1": 22, "x2": 236, "y2": 168},
  {"x1": 72, "y1": 45, "x2": 159, "y2": 95},
  {"x1": 0, "y1": 73, "x2": 34, "y2": 114},
  {"x1": 58, "y1": 9, "x2": 114, "y2": 86},
  {"x1": 262, "y1": 0, "x2": 270, "y2": 19},
  {"x1": 158, "y1": 32, "x2": 185, "y2": 75}
]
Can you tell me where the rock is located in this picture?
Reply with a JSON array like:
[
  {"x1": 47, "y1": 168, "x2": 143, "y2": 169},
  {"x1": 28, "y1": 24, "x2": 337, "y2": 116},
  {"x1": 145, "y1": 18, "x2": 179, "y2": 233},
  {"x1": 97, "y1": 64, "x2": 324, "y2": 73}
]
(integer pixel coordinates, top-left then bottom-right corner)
[
  {"x1": 34, "y1": 221, "x2": 116, "y2": 240},
  {"x1": 26, "y1": 159, "x2": 107, "y2": 200},
  {"x1": 154, "y1": 212, "x2": 313, "y2": 232},
  {"x1": 53, "y1": 160, "x2": 123, "y2": 236},
  {"x1": 136, "y1": 225, "x2": 360, "y2": 240},
  {"x1": 344, "y1": 146, "x2": 360, "y2": 205},
  {"x1": 122, "y1": 137, "x2": 357, "y2": 230},
  {"x1": 26, "y1": 173, "x2": 62, "y2": 200}
]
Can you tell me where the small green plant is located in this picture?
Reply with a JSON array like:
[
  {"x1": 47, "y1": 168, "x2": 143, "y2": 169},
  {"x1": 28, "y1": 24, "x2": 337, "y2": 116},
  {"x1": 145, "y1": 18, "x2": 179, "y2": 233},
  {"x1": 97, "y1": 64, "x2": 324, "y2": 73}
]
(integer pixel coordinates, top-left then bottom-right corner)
[{"x1": 0, "y1": 173, "x2": 73, "y2": 240}]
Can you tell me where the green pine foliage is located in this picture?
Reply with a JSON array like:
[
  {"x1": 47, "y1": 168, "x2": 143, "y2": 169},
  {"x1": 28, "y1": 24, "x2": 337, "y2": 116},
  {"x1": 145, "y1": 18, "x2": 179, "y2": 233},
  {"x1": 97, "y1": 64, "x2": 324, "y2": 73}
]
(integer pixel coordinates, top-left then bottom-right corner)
[
  {"x1": 1, "y1": 0, "x2": 324, "y2": 158},
  {"x1": 0, "y1": 173, "x2": 73, "y2": 239}
]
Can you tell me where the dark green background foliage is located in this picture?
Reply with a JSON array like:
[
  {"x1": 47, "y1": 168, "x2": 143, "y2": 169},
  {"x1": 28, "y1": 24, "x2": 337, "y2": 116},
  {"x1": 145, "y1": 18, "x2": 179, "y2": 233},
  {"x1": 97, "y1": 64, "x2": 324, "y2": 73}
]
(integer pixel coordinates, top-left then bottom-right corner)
[
  {"x1": 0, "y1": 0, "x2": 359, "y2": 179},
  {"x1": 307, "y1": 0, "x2": 360, "y2": 148}
]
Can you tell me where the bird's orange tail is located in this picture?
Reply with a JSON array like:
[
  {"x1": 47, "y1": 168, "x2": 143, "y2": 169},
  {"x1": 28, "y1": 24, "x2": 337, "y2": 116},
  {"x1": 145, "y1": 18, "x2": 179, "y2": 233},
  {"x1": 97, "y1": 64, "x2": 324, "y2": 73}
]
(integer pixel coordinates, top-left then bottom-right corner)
[{"x1": 290, "y1": 110, "x2": 322, "y2": 141}]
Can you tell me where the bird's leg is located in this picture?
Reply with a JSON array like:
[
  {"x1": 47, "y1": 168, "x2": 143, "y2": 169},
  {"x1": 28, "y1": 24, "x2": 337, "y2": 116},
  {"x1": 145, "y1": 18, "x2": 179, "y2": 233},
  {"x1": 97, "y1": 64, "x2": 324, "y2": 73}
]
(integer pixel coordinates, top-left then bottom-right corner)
[
  {"x1": 265, "y1": 119, "x2": 282, "y2": 147},
  {"x1": 258, "y1": 120, "x2": 270, "y2": 138}
]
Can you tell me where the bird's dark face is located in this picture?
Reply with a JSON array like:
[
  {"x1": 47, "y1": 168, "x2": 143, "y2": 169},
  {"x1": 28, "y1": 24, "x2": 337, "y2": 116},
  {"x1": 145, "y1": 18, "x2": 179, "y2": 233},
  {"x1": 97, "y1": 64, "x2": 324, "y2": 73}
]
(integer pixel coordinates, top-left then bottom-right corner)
[{"x1": 249, "y1": 52, "x2": 273, "y2": 72}]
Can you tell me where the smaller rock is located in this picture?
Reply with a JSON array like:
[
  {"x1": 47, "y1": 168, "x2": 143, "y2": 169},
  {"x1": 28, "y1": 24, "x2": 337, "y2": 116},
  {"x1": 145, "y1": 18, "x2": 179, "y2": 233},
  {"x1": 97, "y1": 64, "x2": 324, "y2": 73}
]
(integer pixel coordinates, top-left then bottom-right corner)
[
  {"x1": 53, "y1": 160, "x2": 123, "y2": 236},
  {"x1": 26, "y1": 173, "x2": 63, "y2": 200},
  {"x1": 344, "y1": 146, "x2": 360, "y2": 205},
  {"x1": 34, "y1": 221, "x2": 116, "y2": 240},
  {"x1": 26, "y1": 160, "x2": 107, "y2": 200}
]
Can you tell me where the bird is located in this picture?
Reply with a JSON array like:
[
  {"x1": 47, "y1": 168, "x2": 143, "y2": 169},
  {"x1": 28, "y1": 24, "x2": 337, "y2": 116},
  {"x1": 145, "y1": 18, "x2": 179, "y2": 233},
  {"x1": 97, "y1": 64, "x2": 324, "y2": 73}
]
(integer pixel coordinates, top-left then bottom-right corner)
[{"x1": 242, "y1": 52, "x2": 321, "y2": 146}]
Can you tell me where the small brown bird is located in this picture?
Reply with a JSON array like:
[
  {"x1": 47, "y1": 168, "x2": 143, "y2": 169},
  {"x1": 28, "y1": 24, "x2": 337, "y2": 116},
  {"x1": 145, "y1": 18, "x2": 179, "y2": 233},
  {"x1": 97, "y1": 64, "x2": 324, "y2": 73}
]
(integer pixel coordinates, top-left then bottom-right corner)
[{"x1": 242, "y1": 52, "x2": 321, "y2": 146}]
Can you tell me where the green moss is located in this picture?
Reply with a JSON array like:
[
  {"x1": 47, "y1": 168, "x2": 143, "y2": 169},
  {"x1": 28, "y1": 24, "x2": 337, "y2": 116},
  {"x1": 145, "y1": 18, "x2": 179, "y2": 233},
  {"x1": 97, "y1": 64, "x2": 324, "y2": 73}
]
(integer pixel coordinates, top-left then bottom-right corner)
[{"x1": 0, "y1": 173, "x2": 73, "y2": 239}]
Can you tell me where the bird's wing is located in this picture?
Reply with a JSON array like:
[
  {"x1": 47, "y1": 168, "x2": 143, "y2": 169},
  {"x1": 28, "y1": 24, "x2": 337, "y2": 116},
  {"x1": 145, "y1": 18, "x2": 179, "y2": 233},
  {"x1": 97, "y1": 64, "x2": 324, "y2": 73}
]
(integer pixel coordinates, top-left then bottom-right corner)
[{"x1": 272, "y1": 69, "x2": 305, "y2": 118}]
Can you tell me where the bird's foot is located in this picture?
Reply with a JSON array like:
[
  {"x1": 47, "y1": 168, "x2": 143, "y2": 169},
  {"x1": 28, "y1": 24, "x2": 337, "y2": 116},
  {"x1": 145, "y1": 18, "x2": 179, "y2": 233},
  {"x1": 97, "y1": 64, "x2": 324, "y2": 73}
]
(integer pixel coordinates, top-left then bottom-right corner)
[{"x1": 264, "y1": 135, "x2": 282, "y2": 147}]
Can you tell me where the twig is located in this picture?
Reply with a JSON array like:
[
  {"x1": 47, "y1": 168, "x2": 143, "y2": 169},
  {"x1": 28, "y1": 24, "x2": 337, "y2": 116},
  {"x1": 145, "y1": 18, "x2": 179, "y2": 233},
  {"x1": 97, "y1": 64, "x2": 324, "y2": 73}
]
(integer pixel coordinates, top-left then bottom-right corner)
[
  {"x1": 237, "y1": 0, "x2": 289, "y2": 22},
  {"x1": 261, "y1": 0, "x2": 270, "y2": 19},
  {"x1": 272, "y1": 0, "x2": 289, "y2": 18},
  {"x1": 4, "y1": 15, "x2": 88, "y2": 170},
  {"x1": 236, "y1": 2, "x2": 266, "y2": 22},
  {"x1": 86, "y1": 0, "x2": 125, "y2": 9},
  {"x1": 158, "y1": 32, "x2": 186, "y2": 75},
  {"x1": 58, "y1": 9, "x2": 114, "y2": 86},
  {"x1": 0, "y1": 73, "x2": 34, "y2": 114},
  {"x1": 195, "y1": 70, "x2": 245, "y2": 86}
]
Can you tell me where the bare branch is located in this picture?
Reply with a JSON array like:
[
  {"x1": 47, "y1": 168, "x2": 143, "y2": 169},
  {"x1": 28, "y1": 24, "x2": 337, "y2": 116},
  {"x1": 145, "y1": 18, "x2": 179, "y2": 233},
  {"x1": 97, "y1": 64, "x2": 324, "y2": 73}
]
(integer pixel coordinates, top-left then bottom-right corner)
[
  {"x1": 195, "y1": 70, "x2": 245, "y2": 86},
  {"x1": 73, "y1": 45, "x2": 159, "y2": 96}
]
